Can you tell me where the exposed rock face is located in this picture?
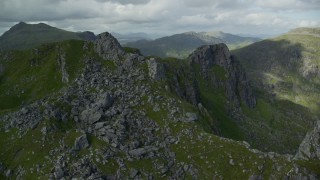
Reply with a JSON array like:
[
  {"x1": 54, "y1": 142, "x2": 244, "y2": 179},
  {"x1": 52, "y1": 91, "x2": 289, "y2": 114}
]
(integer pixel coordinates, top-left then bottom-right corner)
[
  {"x1": 147, "y1": 58, "x2": 165, "y2": 80},
  {"x1": 57, "y1": 47, "x2": 69, "y2": 83},
  {"x1": 169, "y1": 66, "x2": 200, "y2": 105},
  {"x1": 80, "y1": 109, "x2": 102, "y2": 124},
  {"x1": 295, "y1": 121, "x2": 320, "y2": 160},
  {"x1": 189, "y1": 44, "x2": 232, "y2": 76},
  {"x1": 2, "y1": 102, "x2": 43, "y2": 132},
  {"x1": 184, "y1": 112, "x2": 198, "y2": 122},
  {"x1": 74, "y1": 134, "x2": 89, "y2": 151},
  {"x1": 94, "y1": 32, "x2": 125, "y2": 61},
  {"x1": 189, "y1": 44, "x2": 256, "y2": 109}
]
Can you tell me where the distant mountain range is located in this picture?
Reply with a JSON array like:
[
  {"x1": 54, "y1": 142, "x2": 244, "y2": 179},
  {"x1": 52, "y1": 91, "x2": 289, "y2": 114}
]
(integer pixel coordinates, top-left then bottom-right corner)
[
  {"x1": 0, "y1": 22, "x2": 96, "y2": 50},
  {"x1": 125, "y1": 31, "x2": 261, "y2": 58},
  {"x1": 111, "y1": 32, "x2": 153, "y2": 44}
]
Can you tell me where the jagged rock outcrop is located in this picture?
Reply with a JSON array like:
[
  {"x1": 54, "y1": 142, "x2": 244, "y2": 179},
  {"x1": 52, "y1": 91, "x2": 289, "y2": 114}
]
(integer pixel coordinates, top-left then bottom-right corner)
[
  {"x1": 189, "y1": 44, "x2": 232, "y2": 76},
  {"x1": 94, "y1": 32, "x2": 125, "y2": 61},
  {"x1": 147, "y1": 58, "x2": 165, "y2": 80},
  {"x1": 57, "y1": 47, "x2": 69, "y2": 83},
  {"x1": 188, "y1": 44, "x2": 256, "y2": 109},
  {"x1": 295, "y1": 121, "x2": 320, "y2": 160},
  {"x1": 74, "y1": 134, "x2": 89, "y2": 151},
  {"x1": 168, "y1": 66, "x2": 201, "y2": 106}
]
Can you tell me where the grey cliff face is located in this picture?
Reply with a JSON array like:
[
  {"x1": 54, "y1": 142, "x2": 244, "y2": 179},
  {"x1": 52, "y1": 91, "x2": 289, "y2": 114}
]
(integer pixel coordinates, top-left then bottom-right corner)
[
  {"x1": 188, "y1": 43, "x2": 256, "y2": 109},
  {"x1": 147, "y1": 58, "x2": 165, "y2": 80},
  {"x1": 189, "y1": 44, "x2": 232, "y2": 77},
  {"x1": 296, "y1": 121, "x2": 320, "y2": 160},
  {"x1": 57, "y1": 46, "x2": 69, "y2": 83}
]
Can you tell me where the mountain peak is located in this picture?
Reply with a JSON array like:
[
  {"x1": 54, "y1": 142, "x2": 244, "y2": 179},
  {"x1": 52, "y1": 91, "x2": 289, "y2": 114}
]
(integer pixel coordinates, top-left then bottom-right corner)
[
  {"x1": 0, "y1": 22, "x2": 96, "y2": 50},
  {"x1": 93, "y1": 32, "x2": 125, "y2": 60},
  {"x1": 9, "y1": 21, "x2": 28, "y2": 31},
  {"x1": 17, "y1": 21, "x2": 27, "y2": 25}
]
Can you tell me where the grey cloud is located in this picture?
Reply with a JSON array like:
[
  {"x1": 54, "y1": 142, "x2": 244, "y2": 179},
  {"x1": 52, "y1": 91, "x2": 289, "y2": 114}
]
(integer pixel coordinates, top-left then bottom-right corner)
[
  {"x1": 94, "y1": 0, "x2": 151, "y2": 4},
  {"x1": 0, "y1": 0, "x2": 319, "y2": 37}
]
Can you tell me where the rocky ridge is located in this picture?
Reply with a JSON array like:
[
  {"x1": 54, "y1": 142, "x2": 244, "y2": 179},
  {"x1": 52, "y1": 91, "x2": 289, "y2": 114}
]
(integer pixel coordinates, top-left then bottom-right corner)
[{"x1": 0, "y1": 32, "x2": 318, "y2": 179}]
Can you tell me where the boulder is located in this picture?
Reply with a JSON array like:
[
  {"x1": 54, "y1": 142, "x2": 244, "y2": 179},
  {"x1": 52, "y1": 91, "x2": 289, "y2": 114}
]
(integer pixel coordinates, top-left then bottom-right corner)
[
  {"x1": 295, "y1": 121, "x2": 320, "y2": 160},
  {"x1": 74, "y1": 134, "x2": 89, "y2": 151},
  {"x1": 130, "y1": 169, "x2": 139, "y2": 178},
  {"x1": 184, "y1": 112, "x2": 198, "y2": 122},
  {"x1": 54, "y1": 167, "x2": 64, "y2": 179},
  {"x1": 128, "y1": 148, "x2": 146, "y2": 157},
  {"x1": 80, "y1": 109, "x2": 101, "y2": 124}
]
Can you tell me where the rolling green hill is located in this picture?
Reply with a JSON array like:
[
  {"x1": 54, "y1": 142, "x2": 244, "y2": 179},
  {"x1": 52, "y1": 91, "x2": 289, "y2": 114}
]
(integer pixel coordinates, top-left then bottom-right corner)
[
  {"x1": 0, "y1": 22, "x2": 96, "y2": 50},
  {"x1": 232, "y1": 28, "x2": 320, "y2": 115},
  {"x1": 125, "y1": 31, "x2": 260, "y2": 58}
]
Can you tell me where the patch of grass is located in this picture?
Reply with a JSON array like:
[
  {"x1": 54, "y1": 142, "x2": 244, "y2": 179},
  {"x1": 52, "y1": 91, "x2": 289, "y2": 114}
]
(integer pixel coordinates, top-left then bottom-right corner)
[
  {"x1": 0, "y1": 40, "x2": 85, "y2": 111},
  {"x1": 169, "y1": 120, "x2": 293, "y2": 178},
  {"x1": 64, "y1": 130, "x2": 83, "y2": 147},
  {"x1": 123, "y1": 47, "x2": 141, "y2": 54},
  {"x1": 296, "y1": 159, "x2": 320, "y2": 175},
  {"x1": 210, "y1": 65, "x2": 227, "y2": 80}
]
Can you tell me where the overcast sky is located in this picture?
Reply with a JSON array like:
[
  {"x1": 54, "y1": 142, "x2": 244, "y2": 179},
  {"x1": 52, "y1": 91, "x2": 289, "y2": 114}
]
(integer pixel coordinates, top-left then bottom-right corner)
[{"x1": 0, "y1": 0, "x2": 319, "y2": 37}]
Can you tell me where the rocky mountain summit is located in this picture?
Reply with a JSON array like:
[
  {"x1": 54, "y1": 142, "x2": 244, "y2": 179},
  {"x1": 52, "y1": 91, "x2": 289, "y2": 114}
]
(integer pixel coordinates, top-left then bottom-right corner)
[{"x1": 0, "y1": 32, "x2": 319, "y2": 179}]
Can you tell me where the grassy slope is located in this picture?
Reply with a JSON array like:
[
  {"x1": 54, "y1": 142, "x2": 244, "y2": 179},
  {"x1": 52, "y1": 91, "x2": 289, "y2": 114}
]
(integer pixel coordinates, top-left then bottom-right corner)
[
  {"x1": 231, "y1": 32, "x2": 320, "y2": 153},
  {"x1": 232, "y1": 33, "x2": 320, "y2": 114},
  {"x1": 0, "y1": 40, "x2": 85, "y2": 112}
]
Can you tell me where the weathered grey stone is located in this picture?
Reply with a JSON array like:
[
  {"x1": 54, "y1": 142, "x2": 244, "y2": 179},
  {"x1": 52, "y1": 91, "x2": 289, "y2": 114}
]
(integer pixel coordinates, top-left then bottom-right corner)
[
  {"x1": 128, "y1": 148, "x2": 146, "y2": 157},
  {"x1": 130, "y1": 168, "x2": 139, "y2": 178},
  {"x1": 296, "y1": 121, "x2": 320, "y2": 160},
  {"x1": 184, "y1": 112, "x2": 198, "y2": 122},
  {"x1": 74, "y1": 134, "x2": 89, "y2": 151},
  {"x1": 54, "y1": 167, "x2": 64, "y2": 179},
  {"x1": 94, "y1": 122, "x2": 106, "y2": 130},
  {"x1": 80, "y1": 109, "x2": 101, "y2": 124},
  {"x1": 92, "y1": 93, "x2": 114, "y2": 110},
  {"x1": 41, "y1": 126, "x2": 47, "y2": 135},
  {"x1": 147, "y1": 58, "x2": 165, "y2": 80},
  {"x1": 94, "y1": 32, "x2": 125, "y2": 61},
  {"x1": 5, "y1": 169, "x2": 12, "y2": 177},
  {"x1": 57, "y1": 48, "x2": 69, "y2": 83}
]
